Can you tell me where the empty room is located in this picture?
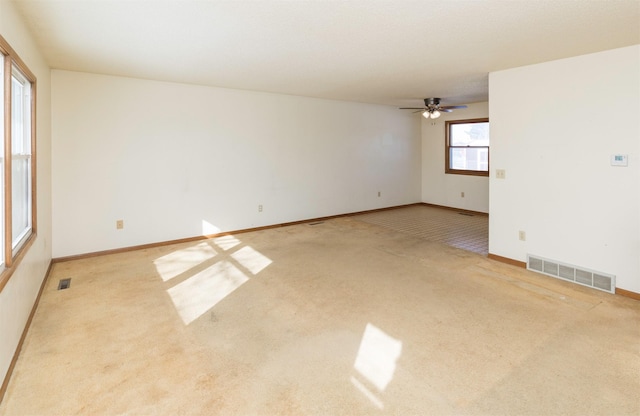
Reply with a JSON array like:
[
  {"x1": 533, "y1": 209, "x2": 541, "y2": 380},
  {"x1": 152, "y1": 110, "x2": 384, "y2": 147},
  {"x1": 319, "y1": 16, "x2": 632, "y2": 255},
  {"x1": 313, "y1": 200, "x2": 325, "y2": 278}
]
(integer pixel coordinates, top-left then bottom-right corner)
[{"x1": 0, "y1": 0, "x2": 639, "y2": 415}]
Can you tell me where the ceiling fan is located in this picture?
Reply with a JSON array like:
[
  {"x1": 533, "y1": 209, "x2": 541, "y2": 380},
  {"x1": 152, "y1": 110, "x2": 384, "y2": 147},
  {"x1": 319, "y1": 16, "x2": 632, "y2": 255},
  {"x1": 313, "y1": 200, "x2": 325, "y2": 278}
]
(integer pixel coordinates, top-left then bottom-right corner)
[{"x1": 400, "y1": 98, "x2": 467, "y2": 119}]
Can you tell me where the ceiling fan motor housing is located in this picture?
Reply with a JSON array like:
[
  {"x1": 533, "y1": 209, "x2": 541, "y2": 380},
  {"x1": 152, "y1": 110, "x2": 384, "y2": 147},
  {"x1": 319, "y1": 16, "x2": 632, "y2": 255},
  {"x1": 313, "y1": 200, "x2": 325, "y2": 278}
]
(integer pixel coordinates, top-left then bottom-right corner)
[
  {"x1": 424, "y1": 98, "x2": 441, "y2": 107},
  {"x1": 398, "y1": 97, "x2": 466, "y2": 114}
]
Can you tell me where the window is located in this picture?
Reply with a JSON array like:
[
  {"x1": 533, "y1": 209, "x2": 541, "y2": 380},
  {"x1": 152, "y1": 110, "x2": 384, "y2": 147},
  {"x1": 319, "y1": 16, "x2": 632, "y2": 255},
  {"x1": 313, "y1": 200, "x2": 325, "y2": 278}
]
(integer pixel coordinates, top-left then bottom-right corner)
[
  {"x1": 11, "y1": 67, "x2": 33, "y2": 251},
  {"x1": 0, "y1": 35, "x2": 37, "y2": 290},
  {"x1": 445, "y1": 118, "x2": 489, "y2": 176}
]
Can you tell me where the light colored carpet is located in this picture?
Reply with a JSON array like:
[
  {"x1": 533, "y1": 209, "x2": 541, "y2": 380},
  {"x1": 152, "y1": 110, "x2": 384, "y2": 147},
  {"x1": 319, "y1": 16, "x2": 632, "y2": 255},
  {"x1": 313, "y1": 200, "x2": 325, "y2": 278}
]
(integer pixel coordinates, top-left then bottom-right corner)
[{"x1": 1, "y1": 213, "x2": 638, "y2": 415}]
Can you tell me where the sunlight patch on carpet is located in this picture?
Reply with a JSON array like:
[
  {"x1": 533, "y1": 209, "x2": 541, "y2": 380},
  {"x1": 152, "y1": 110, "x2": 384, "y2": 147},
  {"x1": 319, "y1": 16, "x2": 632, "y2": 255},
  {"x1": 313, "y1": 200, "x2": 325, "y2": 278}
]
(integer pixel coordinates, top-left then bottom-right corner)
[
  {"x1": 153, "y1": 242, "x2": 217, "y2": 282},
  {"x1": 167, "y1": 260, "x2": 249, "y2": 325},
  {"x1": 231, "y1": 246, "x2": 272, "y2": 275}
]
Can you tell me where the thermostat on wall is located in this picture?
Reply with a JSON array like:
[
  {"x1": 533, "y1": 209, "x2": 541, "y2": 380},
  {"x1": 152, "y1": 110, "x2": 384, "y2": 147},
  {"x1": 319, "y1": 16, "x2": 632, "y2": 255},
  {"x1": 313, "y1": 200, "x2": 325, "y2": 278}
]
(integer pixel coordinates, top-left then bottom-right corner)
[{"x1": 610, "y1": 154, "x2": 628, "y2": 167}]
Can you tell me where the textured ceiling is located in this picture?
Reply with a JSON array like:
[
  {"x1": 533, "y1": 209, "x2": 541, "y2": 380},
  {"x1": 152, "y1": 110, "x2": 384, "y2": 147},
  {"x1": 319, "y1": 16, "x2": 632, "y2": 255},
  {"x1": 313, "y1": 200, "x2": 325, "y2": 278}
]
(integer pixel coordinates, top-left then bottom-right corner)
[{"x1": 10, "y1": 0, "x2": 640, "y2": 107}]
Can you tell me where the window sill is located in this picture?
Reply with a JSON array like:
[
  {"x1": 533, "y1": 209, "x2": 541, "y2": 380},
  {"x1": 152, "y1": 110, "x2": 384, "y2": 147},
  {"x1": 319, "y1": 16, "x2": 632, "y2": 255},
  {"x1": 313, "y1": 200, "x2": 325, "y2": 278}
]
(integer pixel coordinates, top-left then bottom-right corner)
[{"x1": 445, "y1": 170, "x2": 489, "y2": 177}]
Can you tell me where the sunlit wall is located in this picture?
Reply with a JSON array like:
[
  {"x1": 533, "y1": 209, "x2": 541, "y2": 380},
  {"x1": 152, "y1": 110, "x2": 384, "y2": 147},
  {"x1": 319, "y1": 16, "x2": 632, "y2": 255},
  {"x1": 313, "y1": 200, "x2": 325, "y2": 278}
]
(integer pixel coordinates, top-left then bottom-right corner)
[{"x1": 51, "y1": 71, "x2": 422, "y2": 257}]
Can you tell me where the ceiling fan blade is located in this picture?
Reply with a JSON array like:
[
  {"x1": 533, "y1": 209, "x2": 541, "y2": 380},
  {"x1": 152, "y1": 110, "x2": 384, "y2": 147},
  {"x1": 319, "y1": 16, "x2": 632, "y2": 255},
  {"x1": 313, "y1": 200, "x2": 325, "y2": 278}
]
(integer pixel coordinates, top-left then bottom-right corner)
[
  {"x1": 439, "y1": 109, "x2": 453, "y2": 113},
  {"x1": 399, "y1": 107, "x2": 425, "y2": 110},
  {"x1": 412, "y1": 110, "x2": 425, "y2": 113},
  {"x1": 440, "y1": 105, "x2": 468, "y2": 110}
]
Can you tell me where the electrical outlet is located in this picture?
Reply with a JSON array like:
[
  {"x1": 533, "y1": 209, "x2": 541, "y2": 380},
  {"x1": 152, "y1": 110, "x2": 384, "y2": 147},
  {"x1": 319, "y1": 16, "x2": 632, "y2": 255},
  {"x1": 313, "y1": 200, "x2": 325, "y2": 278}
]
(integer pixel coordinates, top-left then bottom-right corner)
[
  {"x1": 496, "y1": 169, "x2": 506, "y2": 179},
  {"x1": 461, "y1": 192, "x2": 465, "y2": 198},
  {"x1": 378, "y1": 191, "x2": 381, "y2": 197},
  {"x1": 116, "y1": 220, "x2": 124, "y2": 230},
  {"x1": 258, "y1": 204, "x2": 263, "y2": 212},
  {"x1": 519, "y1": 230, "x2": 526, "y2": 241}
]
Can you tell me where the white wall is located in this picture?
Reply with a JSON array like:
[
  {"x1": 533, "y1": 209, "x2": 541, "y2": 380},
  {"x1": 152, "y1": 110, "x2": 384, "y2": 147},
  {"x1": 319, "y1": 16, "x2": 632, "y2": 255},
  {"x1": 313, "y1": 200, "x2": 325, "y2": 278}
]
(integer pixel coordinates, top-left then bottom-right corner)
[
  {"x1": 421, "y1": 102, "x2": 489, "y2": 213},
  {"x1": 489, "y1": 45, "x2": 640, "y2": 293},
  {"x1": 52, "y1": 71, "x2": 422, "y2": 257},
  {"x1": 0, "y1": 0, "x2": 52, "y2": 389}
]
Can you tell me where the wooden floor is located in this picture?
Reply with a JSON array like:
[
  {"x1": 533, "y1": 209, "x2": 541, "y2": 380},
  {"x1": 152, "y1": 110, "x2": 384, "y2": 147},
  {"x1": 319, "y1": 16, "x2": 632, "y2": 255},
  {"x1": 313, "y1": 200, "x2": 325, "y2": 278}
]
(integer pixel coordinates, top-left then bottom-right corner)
[{"x1": 1, "y1": 206, "x2": 638, "y2": 415}]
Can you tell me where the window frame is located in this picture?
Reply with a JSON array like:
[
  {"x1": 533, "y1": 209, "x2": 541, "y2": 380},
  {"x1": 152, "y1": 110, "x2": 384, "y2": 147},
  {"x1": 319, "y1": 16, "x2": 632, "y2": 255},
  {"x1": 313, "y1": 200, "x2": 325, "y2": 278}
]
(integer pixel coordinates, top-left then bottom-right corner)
[
  {"x1": 0, "y1": 34, "x2": 38, "y2": 292},
  {"x1": 10, "y1": 65, "x2": 33, "y2": 253},
  {"x1": 445, "y1": 117, "x2": 489, "y2": 177}
]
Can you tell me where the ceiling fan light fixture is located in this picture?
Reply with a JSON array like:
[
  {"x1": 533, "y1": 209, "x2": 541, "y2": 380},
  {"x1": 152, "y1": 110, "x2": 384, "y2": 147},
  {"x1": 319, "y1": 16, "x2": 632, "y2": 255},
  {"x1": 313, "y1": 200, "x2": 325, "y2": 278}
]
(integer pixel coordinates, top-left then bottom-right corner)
[{"x1": 402, "y1": 98, "x2": 466, "y2": 118}]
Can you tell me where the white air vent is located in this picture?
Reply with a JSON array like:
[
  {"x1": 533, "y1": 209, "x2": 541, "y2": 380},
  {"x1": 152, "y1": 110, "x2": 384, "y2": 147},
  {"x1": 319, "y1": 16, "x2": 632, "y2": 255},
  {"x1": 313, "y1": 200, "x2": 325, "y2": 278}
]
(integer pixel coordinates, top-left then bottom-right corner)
[{"x1": 527, "y1": 254, "x2": 615, "y2": 293}]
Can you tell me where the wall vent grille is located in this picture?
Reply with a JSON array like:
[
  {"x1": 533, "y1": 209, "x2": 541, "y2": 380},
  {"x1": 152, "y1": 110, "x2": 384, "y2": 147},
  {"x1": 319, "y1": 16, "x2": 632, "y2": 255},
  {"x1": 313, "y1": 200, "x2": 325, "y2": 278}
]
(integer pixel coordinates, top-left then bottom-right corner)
[{"x1": 526, "y1": 254, "x2": 615, "y2": 294}]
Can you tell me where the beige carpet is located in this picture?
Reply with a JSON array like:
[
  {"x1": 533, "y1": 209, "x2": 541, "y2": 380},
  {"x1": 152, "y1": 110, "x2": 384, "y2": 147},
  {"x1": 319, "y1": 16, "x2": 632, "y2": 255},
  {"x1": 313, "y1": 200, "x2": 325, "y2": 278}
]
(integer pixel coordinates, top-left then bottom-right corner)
[{"x1": 1, "y1": 213, "x2": 639, "y2": 415}]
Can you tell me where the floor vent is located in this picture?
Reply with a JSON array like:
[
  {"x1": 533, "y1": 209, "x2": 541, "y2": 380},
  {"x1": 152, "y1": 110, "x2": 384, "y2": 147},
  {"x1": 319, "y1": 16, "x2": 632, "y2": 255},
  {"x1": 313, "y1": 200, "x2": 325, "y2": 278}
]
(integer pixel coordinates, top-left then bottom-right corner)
[
  {"x1": 309, "y1": 221, "x2": 324, "y2": 226},
  {"x1": 58, "y1": 278, "x2": 71, "y2": 290},
  {"x1": 527, "y1": 254, "x2": 615, "y2": 293},
  {"x1": 458, "y1": 212, "x2": 474, "y2": 216}
]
